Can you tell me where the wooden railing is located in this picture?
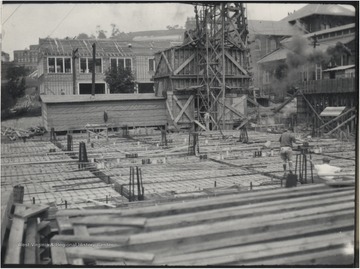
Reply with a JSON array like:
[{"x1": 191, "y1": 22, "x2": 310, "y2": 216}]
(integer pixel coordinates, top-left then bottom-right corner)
[{"x1": 300, "y1": 78, "x2": 355, "y2": 94}]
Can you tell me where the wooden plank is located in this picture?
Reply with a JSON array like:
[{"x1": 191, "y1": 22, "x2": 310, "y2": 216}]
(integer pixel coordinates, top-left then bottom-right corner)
[
  {"x1": 145, "y1": 189, "x2": 354, "y2": 230},
  {"x1": 156, "y1": 217, "x2": 353, "y2": 258},
  {"x1": 4, "y1": 205, "x2": 26, "y2": 264},
  {"x1": 70, "y1": 216, "x2": 147, "y2": 227},
  {"x1": 326, "y1": 115, "x2": 356, "y2": 135},
  {"x1": 225, "y1": 51, "x2": 249, "y2": 76},
  {"x1": 15, "y1": 204, "x2": 49, "y2": 219},
  {"x1": 56, "y1": 209, "x2": 123, "y2": 217},
  {"x1": 87, "y1": 226, "x2": 142, "y2": 236},
  {"x1": 193, "y1": 120, "x2": 207, "y2": 131},
  {"x1": 218, "y1": 99, "x2": 246, "y2": 119},
  {"x1": 56, "y1": 216, "x2": 73, "y2": 235},
  {"x1": 50, "y1": 238, "x2": 68, "y2": 265},
  {"x1": 128, "y1": 203, "x2": 353, "y2": 247},
  {"x1": 173, "y1": 54, "x2": 195, "y2": 75},
  {"x1": 51, "y1": 234, "x2": 129, "y2": 245},
  {"x1": 161, "y1": 52, "x2": 173, "y2": 73},
  {"x1": 24, "y1": 218, "x2": 39, "y2": 264},
  {"x1": 1, "y1": 190, "x2": 14, "y2": 246},
  {"x1": 244, "y1": 246, "x2": 354, "y2": 265},
  {"x1": 73, "y1": 225, "x2": 89, "y2": 236},
  {"x1": 66, "y1": 247, "x2": 155, "y2": 262},
  {"x1": 158, "y1": 231, "x2": 354, "y2": 265},
  {"x1": 120, "y1": 185, "x2": 351, "y2": 217},
  {"x1": 173, "y1": 95, "x2": 194, "y2": 123}
]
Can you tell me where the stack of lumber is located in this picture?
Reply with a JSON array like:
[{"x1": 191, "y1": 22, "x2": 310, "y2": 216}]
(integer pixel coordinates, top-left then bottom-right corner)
[
  {"x1": 1, "y1": 126, "x2": 46, "y2": 141},
  {"x1": 51, "y1": 184, "x2": 355, "y2": 266},
  {"x1": 2, "y1": 202, "x2": 52, "y2": 265}
]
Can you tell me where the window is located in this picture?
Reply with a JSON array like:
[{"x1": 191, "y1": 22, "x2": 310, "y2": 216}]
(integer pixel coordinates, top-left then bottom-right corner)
[
  {"x1": 79, "y1": 58, "x2": 102, "y2": 73},
  {"x1": 48, "y1": 57, "x2": 72, "y2": 73},
  {"x1": 110, "y1": 58, "x2": 132, "y2": 70},
  {"x1": 149, "y1": 58, "x2": 155, "y2": 72}
]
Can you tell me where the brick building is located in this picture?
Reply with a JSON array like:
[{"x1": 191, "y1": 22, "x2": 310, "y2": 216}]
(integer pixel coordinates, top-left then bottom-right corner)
[{"x1": 13, "y1": 45, "x2": 39, "y2": 72}]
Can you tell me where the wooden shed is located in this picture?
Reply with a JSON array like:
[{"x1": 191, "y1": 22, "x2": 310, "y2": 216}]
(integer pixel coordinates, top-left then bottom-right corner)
[{"x1": 41, "y1": 94, "x2": 167, "y2": 131}]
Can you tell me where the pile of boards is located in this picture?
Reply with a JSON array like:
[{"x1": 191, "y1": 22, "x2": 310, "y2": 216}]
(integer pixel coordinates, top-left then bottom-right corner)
[
  {"x1": 1, "y1": 126, "x2": 46, "y2": 141},
  {"x1": 50, "y1": 183, "x2": 355, "y2": 266},
  {"x1": 1, "y1": 198, "x2": 53, "y2": 265}
]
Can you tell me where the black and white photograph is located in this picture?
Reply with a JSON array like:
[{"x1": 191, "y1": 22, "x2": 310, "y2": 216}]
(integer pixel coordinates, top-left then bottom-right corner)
[{"x1": 1, "y1": 1, "x2": 358, "y2": 267}]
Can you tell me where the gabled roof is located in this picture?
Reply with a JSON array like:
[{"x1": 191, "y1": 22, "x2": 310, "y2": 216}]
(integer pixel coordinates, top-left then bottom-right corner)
[
  {"x1": 281, "y1": 4, "x2": 355, "y2": 22},
  {"x1": 38, "y1": 38, "x2": 172, "y2": 57},
  {"x1": 257, "y1": 42, "x2": 330, "y2": 64},
  {"x1": 248, "y1": 20, "x2": 302, "y2": 36},
  {"x1": 323, "y1": 64, "x2": 355, "y2": 72}
]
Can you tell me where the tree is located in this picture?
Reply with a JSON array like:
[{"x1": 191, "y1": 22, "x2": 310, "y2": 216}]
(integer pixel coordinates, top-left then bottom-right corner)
[
  {"x1": 110, "y1": 23, "x2": 121, "y2": 38},
  {"x1": 104, "y1": 66, "x2": 135, "y2": 93},
  {"x1": 77, "y1": 33, "x2": 90, "y2": 39},
  {"x1": 96, "y1": 25, "x2": 107, "y2": 39},
  {"x1": 1, "y1": 64, "x2": 28, "y2": 110}
]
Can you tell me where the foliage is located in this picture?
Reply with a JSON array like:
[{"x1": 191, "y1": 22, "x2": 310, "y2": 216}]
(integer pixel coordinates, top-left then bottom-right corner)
[
  {"x1": 2, "y1": 64, "x2": 28, "y2": 110},
  {"x1": 96, "y1": 25, "x2": 107, "y2": 39},
  {"x1": 104, "y1": 66, "x2": 135, "y2": 94}
]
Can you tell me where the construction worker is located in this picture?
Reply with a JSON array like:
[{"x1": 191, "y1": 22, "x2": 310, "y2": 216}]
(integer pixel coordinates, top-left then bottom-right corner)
[
  {"x1": 309, "y1": 157, "x2": 354, "y2": 185},
  {"x1": 279, "y1": 128, "x2": 297, "y2": 175}
]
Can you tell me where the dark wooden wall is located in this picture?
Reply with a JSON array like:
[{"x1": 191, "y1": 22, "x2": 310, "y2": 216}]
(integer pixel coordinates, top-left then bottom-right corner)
[{"x1": 43, "y1": 98, "x2": 167, "y2": 131}]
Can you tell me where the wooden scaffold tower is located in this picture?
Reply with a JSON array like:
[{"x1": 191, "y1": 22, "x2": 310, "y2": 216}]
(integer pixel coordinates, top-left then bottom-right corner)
[
  {"x1": 153, "y1": 2, "x2": 252, "y2": 131},
  {"x1": 192, "y1": 3, "x2": 251, "y2": 131}
]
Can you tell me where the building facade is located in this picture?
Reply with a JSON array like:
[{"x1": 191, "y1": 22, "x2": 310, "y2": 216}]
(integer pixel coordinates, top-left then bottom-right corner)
[
  {"x1": 256, "y1": 4, "x2": 355, "y2": 101},
  {"x1": 13, "y1": 45, "x2": 39, "y2": 72},
  {"x1": 37, "y1": 38, "x2": 172, "y2": 95}
]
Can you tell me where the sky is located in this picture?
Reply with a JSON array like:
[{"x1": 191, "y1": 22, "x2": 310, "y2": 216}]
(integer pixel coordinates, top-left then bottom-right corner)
[{"x1": 1, "y1": 2, "x2": 356, "y2": 60}]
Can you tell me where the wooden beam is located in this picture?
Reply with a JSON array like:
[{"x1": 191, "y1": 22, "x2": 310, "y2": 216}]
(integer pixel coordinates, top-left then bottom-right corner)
[
  {"x1": 224, "y1": 51, "x2": 249, "y2": 76},
  {"x1": 218, "y1": 100, "x2": 246, "y2": 119},
  {"x1": 325, "y1": 115, "x2": 356, "y2": 136},
  {"x1": 173, "y1": 95, "x2": 194, "y2": 122},
  {"x1": 65, "y1": 247, "x2": 155, "y2": 262},
  {"x1": 4, "y1": 205, "x2": 26, "y2": 264},
  {"x1": 173, "y1": 54, "x2": 195, "y2": 75},
  {"x1": 24, "y1": 218, "x2": 39, "y2": 264},
  {"x1": 318, "y1": 107, "x2": 355, "y2": 130},
  {"x1": 301, "y1": 93, "x2": 326, "y2": 126},
  {"x1": 70, "y1": 216, "x2": 147, "y2": 227},
  {"x1": 51, "y1": 234, "x2": 129, "y2": 245},
  {"x1": 174, "y1": 95, "x2": 194, "y2": 123},
  {"x1": 161, "y1": 52, "x2": 173, "y2": 73},
  {"x1": 194, "y1": 120, "x2": 207, "y2": 131},
  {"x1": 15, "y1": 204, "x2": 49, "y2": 219}
]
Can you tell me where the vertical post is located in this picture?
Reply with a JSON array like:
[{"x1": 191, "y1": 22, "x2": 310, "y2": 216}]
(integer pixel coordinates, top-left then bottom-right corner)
[
  {"x1": 129, "y1": 167, "x2": 132, "y2": 202},
  {"x1": 136, "y1": 167, "x2": 141, "y2": 200},
  {"x1": 91, "y1": 43, "x2": 96, "y2": 96},
  {"x1": 67, "y1": 134, "x2": 73, "y2": 151},
  {"x1": 72, "y1": 48, "x2": 78, "y2": 95},
  {"x1": 221, "y1": 3, "x2": 226, "y2": 130}
]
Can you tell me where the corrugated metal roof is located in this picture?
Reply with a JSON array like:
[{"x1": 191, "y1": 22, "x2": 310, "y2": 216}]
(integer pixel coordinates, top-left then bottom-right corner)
[
  {"x1": 248, "y1": 20, "x2": 301, "y2": 36},
  {"x1": 281, "y1": 4, "x2": 355, "y2": 22},
  {"x1": 323, "y1": 65, "x2": 355, "y2": 72},
  {"x1": 41, "y1": 93, "x2": 165, "y2": 104},
  {"x1": 320, "y1": 106, "x2": 346, "y2": 117}
]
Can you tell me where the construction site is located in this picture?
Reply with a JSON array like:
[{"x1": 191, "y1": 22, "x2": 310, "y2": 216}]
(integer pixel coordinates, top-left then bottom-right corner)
[{"x1": 1, "y1": 2, "x2": 358, "y2": 267}]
